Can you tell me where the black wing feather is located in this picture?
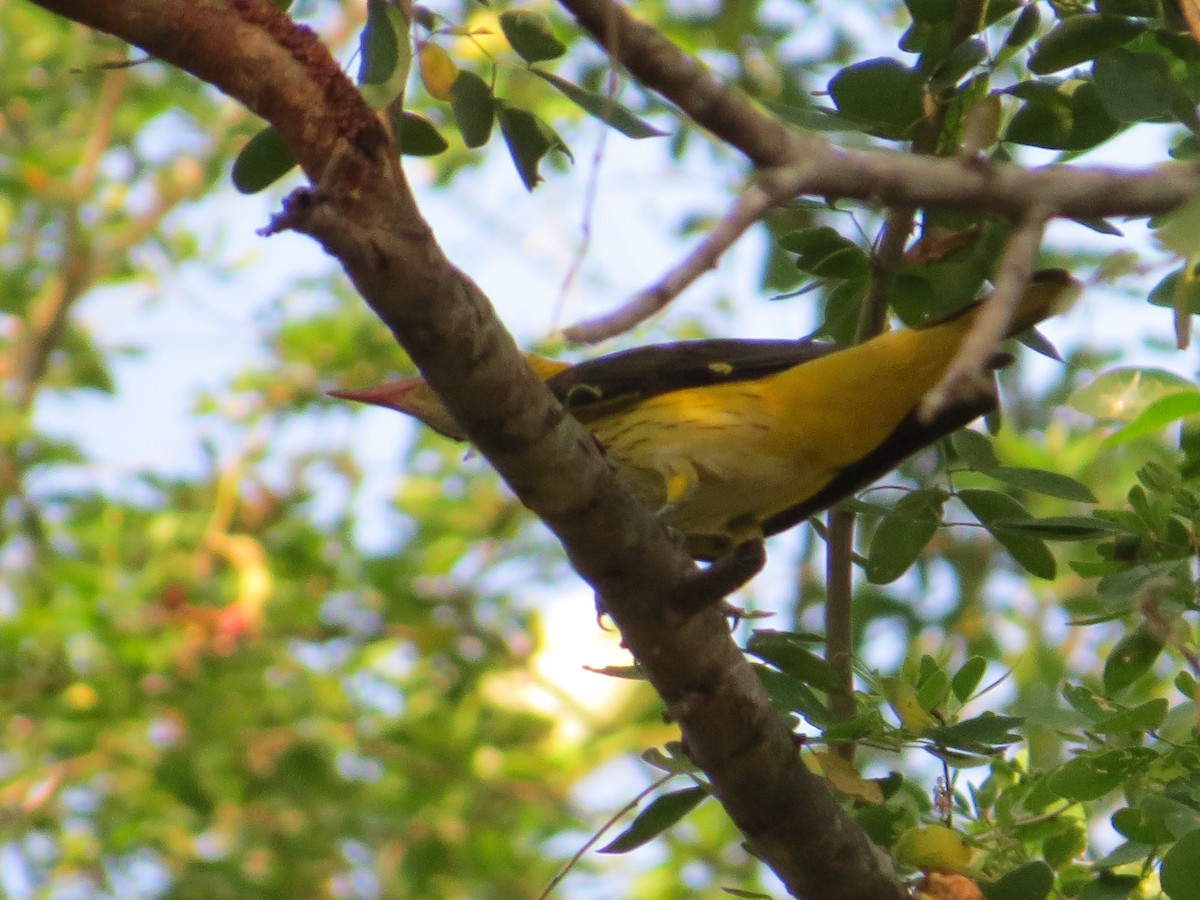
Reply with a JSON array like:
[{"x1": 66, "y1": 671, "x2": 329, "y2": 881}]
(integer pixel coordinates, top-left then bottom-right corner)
[{"x1": 545, "y1": 338, "x2": 839, "y2": 416}]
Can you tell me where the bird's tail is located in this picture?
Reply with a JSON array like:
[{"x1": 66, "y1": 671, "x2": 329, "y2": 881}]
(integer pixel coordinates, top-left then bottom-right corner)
[{"x1": 1005, "y1": 268, "x2": 1081, "y2": 335}]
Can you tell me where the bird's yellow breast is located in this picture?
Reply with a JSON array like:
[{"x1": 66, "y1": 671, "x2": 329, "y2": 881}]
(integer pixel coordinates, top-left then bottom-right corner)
[{"x1": 585, "y1": 322, "x2": 968, "y2": 552}]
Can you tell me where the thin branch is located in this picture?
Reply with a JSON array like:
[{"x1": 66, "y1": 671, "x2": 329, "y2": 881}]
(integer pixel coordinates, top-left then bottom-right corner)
[
  {"x1": 920, "y1": 210, "x2": 1050, "y2": 421},
  {"x1": 557, "y1": 0, "x2": 1199, "y2": 222},
  {"x1": 537, "y1": 772, "x2": 676, "y2": 900},
  {"x1": 564, "y1": 164, "x2": 817, "y2": 343},
  {"x1": 824, "y1": 509, "x2": 857, "y2": 760}
]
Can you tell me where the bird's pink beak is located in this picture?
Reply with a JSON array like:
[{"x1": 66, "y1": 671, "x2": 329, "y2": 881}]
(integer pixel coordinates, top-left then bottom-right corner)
[{"x1": 329, "y1": 377, "x2": 466, "y2": 440}]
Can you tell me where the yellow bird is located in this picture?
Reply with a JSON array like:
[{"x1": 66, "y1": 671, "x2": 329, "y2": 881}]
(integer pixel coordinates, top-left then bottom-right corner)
[{"x1": 333, "y1": 270, "x2": 1077, "y2": 560}]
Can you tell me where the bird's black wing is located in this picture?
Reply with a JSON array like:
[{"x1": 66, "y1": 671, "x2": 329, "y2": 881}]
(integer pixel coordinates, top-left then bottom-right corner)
[{"x1": 545, "y1": 338, "x2": 839, "y2": 420}]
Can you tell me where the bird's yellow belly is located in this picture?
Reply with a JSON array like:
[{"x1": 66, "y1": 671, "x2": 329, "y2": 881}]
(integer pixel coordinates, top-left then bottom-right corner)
[{"x1": 587, "y1": 385, "x2": 835, "y2": 546}]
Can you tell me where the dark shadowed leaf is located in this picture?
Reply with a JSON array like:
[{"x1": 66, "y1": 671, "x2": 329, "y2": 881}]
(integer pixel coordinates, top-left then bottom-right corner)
[
  {"x1": 1047, "y1": 748, "x2": 1156, "y2": 801},
  {"x1": 984, "y1": 466, "x2": 1097, "y2": 502},
  {"x1": 450, "y1": 71, "x2": 495, "y2": 148},
  {"x1": 531, "y1": 69, "x2": 665, "y2": 138},
  {"x1": 1103, "y1": 627, "x2": 1164, "y2": 695},
  {"x1": 599, "y1": 786, "x2": 709, "y2": 854},
  {"x1": 1028, "y1": 15, "x2": 1144, "y2": 74},
  {"x1": 499, "y1": 10, "x2": 566, "y2": 63},
  {"x1": 747, "y1": 631, "x2": 847, "y2": 695},
  {"x1": 780, "y1": 226, "x2": 871, "y2": 278},
  {"x1": 958, "y1": 489, "x2": 1056, "y2": 578},
  {"x1": 391, "y1": 110, "x2": 448, "y2": 156},
  {"x1": 865, "y1": 489, "x2": 944, "y2": 584},
  {"x1": 1092, "y1": 49, "x2": 1177, "y2": 122},
  {"x1": 232, "y1": 126, "x2": 296, "y2": 194},
  {"x1": 497, "y1": 103, "x2": 572, "y2": 189},
  {"x1": 951, "y1": 656, "x2": 988, "y2": 703},
  {"x1": 1161, "y1": 828, "x2": 1200, "y2": 900},
  {"x1": 983, "y1": 860, "x2": 1053, "y2": 900},
  {"x1": 828, "y1": 58, "x2": 924, "y2": 138}
]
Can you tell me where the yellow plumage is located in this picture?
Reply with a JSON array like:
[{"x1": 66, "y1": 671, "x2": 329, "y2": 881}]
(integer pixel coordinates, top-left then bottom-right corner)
[{"x1": 333, "y1": 271, "x2": 1078, "y2": 559}]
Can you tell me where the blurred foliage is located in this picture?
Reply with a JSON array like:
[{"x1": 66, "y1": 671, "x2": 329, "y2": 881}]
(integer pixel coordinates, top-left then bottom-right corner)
[{"x1": 8, "y1": 0, "x2": 1200, "y2": 898}]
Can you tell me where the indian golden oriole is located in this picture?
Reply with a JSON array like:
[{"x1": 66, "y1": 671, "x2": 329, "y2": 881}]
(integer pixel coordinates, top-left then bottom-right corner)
[{"x1": 333, "y1": 270, "x2": 1078, "y2": 560}]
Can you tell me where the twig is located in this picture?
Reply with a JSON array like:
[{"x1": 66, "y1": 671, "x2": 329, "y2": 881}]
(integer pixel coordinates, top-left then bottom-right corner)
[
  {"x1": 536, "y1": 772, "x2": 677, "y2": 900},
  {"x1": 825, "y1": 509, "x2": 857, "y2": 760},
  {"x1": 564, "y1": 163, "x2": 816, "y2": 343},
  {"x1": 551, "y1": 71, "x2": 616, "y2": 330},
  {"x1": 919, "y1": 209, "x2": 1050, "y2": 421}
]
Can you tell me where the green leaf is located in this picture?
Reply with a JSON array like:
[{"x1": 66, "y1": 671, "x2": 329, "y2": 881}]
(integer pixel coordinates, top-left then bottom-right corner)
[
  {"x1": 1103, "y1": 627, "x2": 1164, "y2": 695},
  {"x1": 360, "y1": 0, "x2": 397, "y2": 83},
  {"x1": 641, "y1": 744, "x2": 698, "y2": 775},
  {"x1": 1092, "y1": 697, "x2": 1168, "y2": 733},
  {"x1": 358, "y1": 0, "x2": 412, "y2": 108},
  {"x1": 585, "y1": 664, "x2": 645, "y2": 680},
  {"x1": 1161, "y1": 827, "x2": 1200, "y2": 900},
  {"x1": 1004, "y1": 80, "x2": 1122, "y2": 151},
  {"x1": 905, "y1": 0, "x2": 955, "y2": 23},
  {"x1": 1027, "y1": 15, "x2": 1144, "y2": 75},
  {"x1": 780, "y1": 226, "x2": 871, "y2": 279},
  {"x1": 1112, "y1": 797, "x2": 1188, "y2": 844},
  {"x1": 1076, "y1": 874, "x2": 1143, "y2": 900},
  {"x1": 1102, "y1": 390, "x2": 1200, "y2": 446},
  {"x1": 1072, "y1": 216, "x2": 1124, "y2": 236},
  {"x1": 865, "y1": 489, "x2": 944, "y2": 584},
  {"x1": 1068, "y1": 367, "x2": 1196, "y2": 421},
  {"x1": 599, "y1": 786, "x2": 708, "y2": 853},
  {"x1": 746, "y1": 631, "x2": 847, "y2": 695},
  {"x1": 931, "y1": 39, "x2": 988, "y2": 89},
  {"x1": 987, "y1": 516, "x2": 1125, "y2": 541},
  {"x1": 984, "y1": 860, "x2": 1053, "y2": 900},
  {"x1": 391, "y1": 110, "x2": 448, "y2": 156},
  {"x1": 1092, "y1": 49, "x2": 1177, "y2": 123},
  {"x1": 450, "y1": 71, "x2": 495, "y2": 148},
  {"x1": 828, "y1": 58, "x2": 924, "y2": 138},
  {"x1": 497, "y1": 103, "x2": 572, "y2": 190},
  {"x1": 984, "y1": 466, "x2": 1097, "y2": 502},
  {"x1": 231, "y1": 126, "x2": 296, "y2": 194},
  {"x1": 1062, "y1": 682, "x2": 1117, "y2": 721},
  {"x1": 530, "y1": 69, "x2": 665, "y2": 138},
  {"x1": 1156, "y1": 194, "x2": 1200, "y2": 259},
  {"x1": 951, "y1": 656, "x2": 988, "y2": 703},
  {"x1": 1001, "y1": 4, "x2": 1041, "y2": 53},
  {"x1": 1177, "y1": 669, "x2": 1198, "y2": 698},
  {"x1": 499, "y1": 10, "x2": 566, "y2": 63},
  {"x1": 958, "y1": 489, "x2": 1057, "y2": 579},
  {"x1": 762, "y1": 101, "x2": 861, "y2": 133},
  {"x1": 916, "y1": 669, "x2": 951, "y2": 712},
  {"x1": 952, "y1": 429, "x2": 1000, "y2": 471},
  {"x1": 754, "y1": 666, "x2": 833, "y2": 725},
  {"x1": 1097, "y1": 0, "x2": 1161, "y2": 13},
  {"x1": 1047, "y1": 748, "x2": 1156, "y2": 801},
  {"x1": 927, "y1": 712, "x2": 1024, "y2": 751},
  {"x1": 821, "y1": 714, "x2": 880, "y2": 743},
  {"x1": 1148, "y1": 266, "x2": 1200, "y2": 315}
]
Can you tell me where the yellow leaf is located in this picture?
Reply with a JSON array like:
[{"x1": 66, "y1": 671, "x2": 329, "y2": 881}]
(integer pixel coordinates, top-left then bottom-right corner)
[
  {"x1": 813, "y1": 751, "x2": 884, "y2": 804},
  {"x1": 894, "y1": 824, "x2": 974, "y2": 872},
  {"x1": 419, "y1": 44, "x2": 458, "y2": 101}
]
